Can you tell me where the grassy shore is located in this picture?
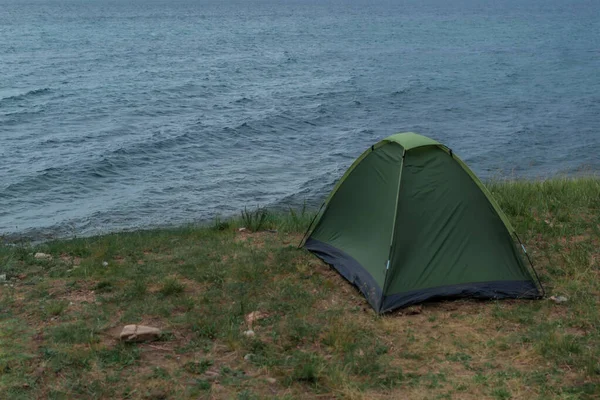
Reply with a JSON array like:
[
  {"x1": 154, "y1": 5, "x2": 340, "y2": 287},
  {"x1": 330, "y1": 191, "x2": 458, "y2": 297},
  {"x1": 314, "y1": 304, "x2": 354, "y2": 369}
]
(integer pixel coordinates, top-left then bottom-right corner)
[{"x1": 1, "y1": 177, "x2": 599, "y2": 399}]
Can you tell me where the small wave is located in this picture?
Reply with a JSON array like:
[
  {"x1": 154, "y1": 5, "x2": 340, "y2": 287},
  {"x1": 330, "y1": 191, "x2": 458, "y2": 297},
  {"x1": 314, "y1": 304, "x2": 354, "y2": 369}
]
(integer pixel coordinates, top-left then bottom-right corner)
[
  {"x1": 391, "y1": 88, "x2": 409, "y2": 96},
  {"x1": 359, "y1": 129, "x2": 376, "y2": 136},
  {"x1": 0, "y1": 88, "x2": 52, "y2": 104},
  {"x1": 233, "y1": 97, "x2": 253, "y2": 104}
]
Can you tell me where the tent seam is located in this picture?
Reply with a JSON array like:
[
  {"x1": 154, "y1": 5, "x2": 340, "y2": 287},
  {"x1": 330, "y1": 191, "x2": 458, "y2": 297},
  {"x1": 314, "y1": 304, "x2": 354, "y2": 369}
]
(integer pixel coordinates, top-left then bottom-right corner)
[{"x1": 380, "y1": 147, "x2": 406, "y2": 313}]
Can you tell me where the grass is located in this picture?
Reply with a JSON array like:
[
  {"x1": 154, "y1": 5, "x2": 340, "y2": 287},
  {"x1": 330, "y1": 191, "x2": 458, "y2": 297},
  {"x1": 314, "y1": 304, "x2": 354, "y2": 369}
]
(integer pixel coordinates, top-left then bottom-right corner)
[
  {"x1": 0, "y1": 177, "x2": 598, "y2": 399},
  {"x1": 240, "y1": 206, "x2": 269, "y2": 232}
]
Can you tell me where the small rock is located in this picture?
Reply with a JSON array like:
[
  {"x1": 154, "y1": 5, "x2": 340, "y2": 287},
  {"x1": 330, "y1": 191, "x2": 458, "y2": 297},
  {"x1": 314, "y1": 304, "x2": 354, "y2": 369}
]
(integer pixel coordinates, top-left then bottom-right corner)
[
  {"x1": 245, "y1": 311, "x2": 268, "y2": 328},
  {"x1": 102, "y1": 261, "x2": 108, "y2": 267},
  {"x1": 265, "y1": 377, "x2": 276, "y2": 384},
  {"x1": 204, "y1": 371, "x2": 219, "y2": 381},
  {"x1": 243, "y1": 329, "x2": 255, "y2": 337},
  {"x1": 238, "y1": 227, "x2": 247, "y2": 232},
  {"x1": 0, "y1": 274, "x2": 6, "y2": 282},
  {"x1": 244, "y1": 353, "x2": 254, "y2": 361},
  {"x1": 120, "y1": 324, "x2": 162, "y2": 342},
  {"x1": 550, "y1": 295, "x2": 568, "y2": 304},
  {"x1": 34, "y1": 253, "x2": 52, "y2": 260}
]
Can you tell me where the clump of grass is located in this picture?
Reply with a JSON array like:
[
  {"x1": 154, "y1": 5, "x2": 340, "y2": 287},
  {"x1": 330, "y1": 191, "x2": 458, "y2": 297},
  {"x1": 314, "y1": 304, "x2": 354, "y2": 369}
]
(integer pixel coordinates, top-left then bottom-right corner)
[
  {"x1": 125, "y1": 279, "x2": 147, "y2": 298},
  {"x1": 211, "y1": 215, "x2": 230, "y2": 231},
  {"x1": 44, "y1": 300, "x2": 69, "y2": 317},
  {"x1": 290, "y1": 353, "x2": 322, "y2": 385},
  {"x1": 183, "y1": 359, "x2": 213, "y2": 374},
  {"x1": 94, "y1": 280, "x2": 113, "y2": 293},
  {"x1": 191, "y1": 379, "x2": 211, "y2": 391},
  {"x1": 159, "y1": 277, "x2": 185, "y2": 296},
  {"x1": 240, "y1": 206, "x2": 269, "y2": 232},
  {"x1": 282, "y1": 202, "x2": 314, "y2": 232},
  {"x1": 96, "y1": 344, "x2": 140, "y2": 367},
  {"x1": 48, "y1": 322, "x2": 99, "y2": 344}
]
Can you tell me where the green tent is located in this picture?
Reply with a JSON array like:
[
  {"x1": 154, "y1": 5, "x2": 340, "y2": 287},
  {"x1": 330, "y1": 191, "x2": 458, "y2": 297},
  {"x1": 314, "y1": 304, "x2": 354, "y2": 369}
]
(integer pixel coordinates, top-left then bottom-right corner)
[{"x1": 302, "y1": 132, "x2": 543, "y2": 313}]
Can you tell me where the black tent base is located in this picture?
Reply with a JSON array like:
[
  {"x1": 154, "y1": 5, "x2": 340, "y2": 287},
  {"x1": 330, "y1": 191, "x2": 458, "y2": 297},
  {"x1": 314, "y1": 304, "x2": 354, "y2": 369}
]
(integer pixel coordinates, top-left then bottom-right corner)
[
  {"x1": 305, "y1": 237, "x2": 541, "y2": 314},
  {"x1": 379, "y1": 280, "x2": 541, "y2": 313}
]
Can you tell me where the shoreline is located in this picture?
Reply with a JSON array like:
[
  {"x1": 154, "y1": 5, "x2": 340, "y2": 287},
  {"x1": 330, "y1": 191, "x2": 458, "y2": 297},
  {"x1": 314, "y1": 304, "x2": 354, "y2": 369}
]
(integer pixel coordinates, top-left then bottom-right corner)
[{"x1": 2, "y1": 175, "x2": 598, "y2": 246}]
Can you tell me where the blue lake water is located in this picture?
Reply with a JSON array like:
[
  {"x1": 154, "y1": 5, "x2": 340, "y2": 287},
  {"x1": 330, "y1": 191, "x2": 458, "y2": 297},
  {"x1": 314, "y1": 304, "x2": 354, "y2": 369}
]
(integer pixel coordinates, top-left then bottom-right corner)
[{"x1": 1, "y1": 0, "x2": 599, "y2": 239}]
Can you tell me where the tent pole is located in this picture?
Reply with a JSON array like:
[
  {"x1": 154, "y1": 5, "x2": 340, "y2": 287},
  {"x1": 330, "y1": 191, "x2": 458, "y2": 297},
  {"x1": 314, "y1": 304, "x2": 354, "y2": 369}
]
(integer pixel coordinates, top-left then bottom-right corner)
[{"x1": 515, "y1": 232, "x2": 546, "y2": 298}]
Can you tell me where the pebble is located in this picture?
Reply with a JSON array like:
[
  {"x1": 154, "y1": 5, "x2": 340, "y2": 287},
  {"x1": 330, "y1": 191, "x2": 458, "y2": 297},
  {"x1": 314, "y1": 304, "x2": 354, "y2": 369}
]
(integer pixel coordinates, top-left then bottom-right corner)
[
  {"x1": 34, "y1": 253, "x2": 52, "y2": 260},
  {"x1": 102, "y1": 261, "x2": 109, "y2": 267},
  {"x1": 243, "y1": 329, "x2": 255, "y2": 337},
  {"x1": 244, "y1": 353, "x2": 254, "y2": 361},
  {"x1": 550, "y1": 295, "x2": 568, "y2": 304}
]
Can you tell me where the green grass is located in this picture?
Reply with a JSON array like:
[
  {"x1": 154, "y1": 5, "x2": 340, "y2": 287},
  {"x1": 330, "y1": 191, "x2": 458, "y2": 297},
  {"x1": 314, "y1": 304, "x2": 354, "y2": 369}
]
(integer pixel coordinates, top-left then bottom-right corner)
[
  {"x1": 240, "y1": 206, "x2": 269, "y2": 232},
  {"x1": 0, "y1": 177, "x2": 598, "y2": 399}
]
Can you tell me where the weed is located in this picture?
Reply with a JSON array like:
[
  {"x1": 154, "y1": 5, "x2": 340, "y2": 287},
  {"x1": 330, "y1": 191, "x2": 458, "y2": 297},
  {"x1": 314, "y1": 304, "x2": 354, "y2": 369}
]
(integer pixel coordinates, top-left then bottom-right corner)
[{"x1": 240, "y1": 206, "x2": 269, "y2": 232}]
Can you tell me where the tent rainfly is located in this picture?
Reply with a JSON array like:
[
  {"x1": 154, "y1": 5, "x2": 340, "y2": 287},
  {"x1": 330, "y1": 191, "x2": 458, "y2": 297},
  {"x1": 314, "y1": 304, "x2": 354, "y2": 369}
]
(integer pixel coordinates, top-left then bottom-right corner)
[{"x1": 301, "y1": 132, "x2": 543, "y2": 313}]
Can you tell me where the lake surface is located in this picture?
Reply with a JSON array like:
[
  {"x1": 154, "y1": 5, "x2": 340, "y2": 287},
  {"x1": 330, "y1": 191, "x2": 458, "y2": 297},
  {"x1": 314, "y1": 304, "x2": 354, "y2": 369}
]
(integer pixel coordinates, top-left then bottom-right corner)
[{"x1": 1, "y1": 0, "x2": 599, "y2": 239}]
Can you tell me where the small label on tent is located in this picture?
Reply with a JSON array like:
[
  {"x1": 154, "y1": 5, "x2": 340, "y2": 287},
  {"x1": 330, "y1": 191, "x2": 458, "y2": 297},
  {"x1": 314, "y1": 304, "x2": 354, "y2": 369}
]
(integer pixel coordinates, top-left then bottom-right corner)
[
  {"x1": 521, "y1": 244, "x2": 527, "y2": 254},
  {"x1": 386, "y1": 260, "x2": 390, "y2": 270}
]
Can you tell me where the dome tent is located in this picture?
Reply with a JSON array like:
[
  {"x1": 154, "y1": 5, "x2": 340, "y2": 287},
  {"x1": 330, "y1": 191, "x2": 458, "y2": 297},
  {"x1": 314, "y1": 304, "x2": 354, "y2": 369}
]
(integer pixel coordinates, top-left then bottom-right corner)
[{"x1": 301, "y1": 132, "x2": 543, "y2": 313}]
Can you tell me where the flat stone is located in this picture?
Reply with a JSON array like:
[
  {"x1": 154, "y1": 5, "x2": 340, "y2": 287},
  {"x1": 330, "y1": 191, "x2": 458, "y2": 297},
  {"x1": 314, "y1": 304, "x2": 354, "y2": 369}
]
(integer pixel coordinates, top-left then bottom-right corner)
[
  {"x1": 119, "y1": 324, "x2": 162, "y2": 342},
  {"x1": 34, "y1": 253, "x2": 52, "y2": 260},
  {"x1": 265, "y1": 377, "x2": 277, "y2": 384}
]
